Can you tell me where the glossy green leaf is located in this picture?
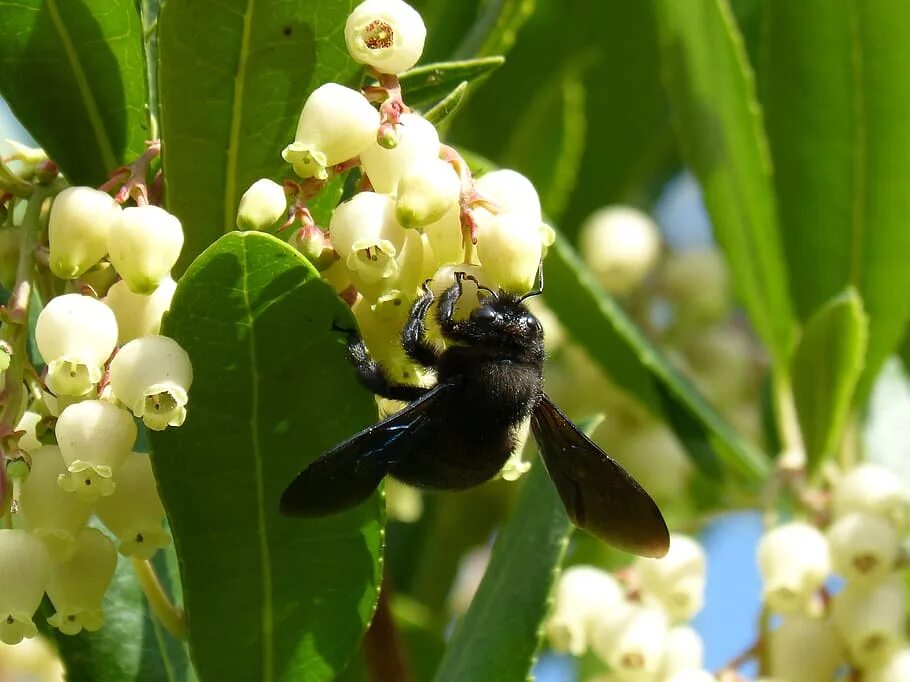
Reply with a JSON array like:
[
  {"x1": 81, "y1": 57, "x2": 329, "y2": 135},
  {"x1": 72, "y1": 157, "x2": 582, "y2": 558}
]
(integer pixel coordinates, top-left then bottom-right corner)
[
  {"x1": 654, "y1": 0, "x2": 794, "y2": 377},
  {"x1": 398, "y1": 57, "x2": 505, "y2": 110},
  {"x1": 758, "y1": 0, "x2": 910, "y2": 400},
  {"x1": 545, "y1": 236, "x2": 769, "y2": 483},
  {"x1": 157, "y1": 0, "x2": 360, "y2": 270},
  {"x1": 43, "y1": 549, "x2": 194, "y2": 682},
  {"x1": 503, "y1": 67, "x2": 586, "y2": 222},
  {"x1": 791, "y1": 290, "x2": 867, "y2": 474},
  {"x1": 423, "y1": 82, "x2": 467, "y2": 125},
  {"x1": 454, "y1": 0, "x2": 536, "y2": 59},
  {"x1": 150, "y1": 232, "x2": 382, "y2": 682},
  {"x1": 433, "y1": 458, "x2": 571, "y2": 682},
  {"x1": 0, "y1": 0, "x2": 150, "y2": 184}
]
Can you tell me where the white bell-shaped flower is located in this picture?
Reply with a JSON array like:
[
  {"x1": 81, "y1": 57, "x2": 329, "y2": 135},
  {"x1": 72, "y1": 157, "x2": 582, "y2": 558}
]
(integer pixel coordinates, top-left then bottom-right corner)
[
  {"x1": 832, "y1": 575, "x2": 906, "y2": 670},
  {"x1": 661, "y1": 625, "x2": 704, "y2": 676},
  {"x1": 360, "y1": 113, "x2": 439, "y2": 193},
  {"x1": 546, "y1": 566, "x2": 625, "y2": 656},
  {"x1": 14, "y1": 411, "x2": 44, "y2": 453},
  {"x1": 46, "y1": 528, "x2": 116, "y2": 635},
  {"x1": 330, "y1": 192, "x2": 407, "y2": 285},
  {"x1": 95, "y1": 453, "x2": 170, "y2": 559},
  {"x1": 282, "y1": 83, "x2": 379, "y2": 179},
  {"x1": 423, "y1": 204, "x2": 465, "y2": 269},
  {"x1": 833, "y1": 464, "x2": 909, "y2": 531},
  {"x1": 0, "y1": 530, "x2": 50, "y2": 645},
  {"x1": 868, "y1": 649, "x2": 910, "y2": 682},
  {"x1": 109, "y1": 336, "x2": 193, "y2": 431},
  {"x1": 108, "y1": 205, "x2": 184, "y2": 294},
  {"x1": 18, "y1": 445, "x2": 93, "y2": 562},
  {"x1": 395, "y1": 158, "x2": 461, "y2": 228},
  {"x1": 636, "y1": 534, "x2": 707, "y2": 622},
  {"x1": 55, "y1": 400, "x2": 136, "y2": 501},
  {"x1": 104, "y1": 277, "x2": 176, "y2": 345},
  {"x1": 236, "y1": 178, "x2": 287, "y2": 231},
  {"x1": 769, "y1": 615, "x2": 845, "y2": 682},
  {"x1": 474, "y1": 169, "x2": 542, "y2": 223},
  {"x1": 590, "y1": 603, "x2": 669, "y2": 678},
  {"x1": 345, "y1": 0, "x2": 426, "y2": 75},
  {"x1": 475, "y1": 212, "x2": 543, "y2": 294},
  {"x1": 827, "y1": 512, "x2": 899, "y2": 584},
  {"x1": 757, "y1": 522, "x2": 830, "y2": 614},
  {"x1": 580, "y1": 206, "x2": 661, "y2": 295},
  {"x1": 48, "y1": 186, "x2": 121, "y2": 279},
  {"x1": 36, "y1": 294, "x2": 118, "y2": 397}
]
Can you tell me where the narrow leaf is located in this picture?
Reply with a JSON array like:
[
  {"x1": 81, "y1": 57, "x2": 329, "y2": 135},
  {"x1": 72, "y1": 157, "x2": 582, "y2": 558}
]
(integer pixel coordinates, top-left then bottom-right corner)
[
  {"x1": 398, "y1": 57, "x2": 505, "y2": 110},
  {"x1": 423, "y1": 82, "x2": 468, "y2": 125},
  {"x1": 791, "y1": 290, "x2": 867, "y2": 473},
  {"x1": 545, "y1": 237, "x2": 769, "y2": 484},
  {"x1": 454, "y1": 0, "x2": 536, "y2": 58},
  {"x1": 654, "y1": 0, "x2": 794, "y2": 378},
  {"x1": 157, "y1": 0, "x2": 360, "y2": 269},
  {"x1": 0, "y1": 0, "x2": 150, "y2": 184},
  {"x1": 759, "y1": 0, "x2": 910, "y2": 401},
  {"x1": 150, "y1": 232, "x2": 382, "y2": 682},
  {"x1": 433, "y1": 455, "x2": 572, "y2": 682}
]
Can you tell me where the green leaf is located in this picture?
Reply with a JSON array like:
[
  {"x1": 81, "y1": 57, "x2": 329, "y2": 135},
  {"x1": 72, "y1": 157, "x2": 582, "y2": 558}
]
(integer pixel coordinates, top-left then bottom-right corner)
[
  {"x1": 0, "y1": 0, "x2": 150, "y2": 184},
  {"x1": 545, "y1": 236, "x2": 770, "y2": 484},
  {"x1": 423, "y1": 82, "x2": 468, "y2": 126},
  {"x1": 157, "y1": 0, "x2": 360, "y2": 270},
  {"x1": 433, "y1": 458, "x2": 572, "y2": 682},
  {"x1": 503, "y1": 67, "x2": 586, "y2": 222},
  {"x1": 791, "y1": 289, "x2": 867, "y2": 474},
  {"x1": 150, "y1": 232, "x2": 382, "y2": 682},
  {"x1": 758, "y1": 0, "x2": 910, "y2": 401},
  {"x1": 454, "y1": 0, "x2": 536, "y2": 59},
  {"x1": 44, "y1": 551, "x2": 194, "y2": 682},
  {"x1": 398, "y1": 57, "x2": 505, "y2": 110},
  {"x1": 654, "y1": 0, "x2": 794, "y2": 378}
]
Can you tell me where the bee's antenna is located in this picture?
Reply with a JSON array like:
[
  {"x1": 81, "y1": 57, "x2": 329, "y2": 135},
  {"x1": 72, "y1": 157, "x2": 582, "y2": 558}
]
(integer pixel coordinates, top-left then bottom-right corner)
[
  {"x1": 519, "y1": 262, "x2": 545, "y2": 301},
  {"x1": 462, "y1": 273, "x2": 498, "y2": 299}
]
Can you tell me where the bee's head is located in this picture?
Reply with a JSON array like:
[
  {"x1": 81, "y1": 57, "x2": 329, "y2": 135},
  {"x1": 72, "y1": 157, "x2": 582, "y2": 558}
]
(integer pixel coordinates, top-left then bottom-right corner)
[{"x1": 467, "y1": 291, "x2": 544, "y2": 353}]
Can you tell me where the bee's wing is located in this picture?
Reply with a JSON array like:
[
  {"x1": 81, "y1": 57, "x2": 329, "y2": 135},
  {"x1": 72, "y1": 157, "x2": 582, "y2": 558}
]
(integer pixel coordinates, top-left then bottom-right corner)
[
  {"x1": 280, "y1": 382, "x2": 451, "y2": 517},
  {"x1": 531, "y1": 394, "x2": 670, "y2": 558}
]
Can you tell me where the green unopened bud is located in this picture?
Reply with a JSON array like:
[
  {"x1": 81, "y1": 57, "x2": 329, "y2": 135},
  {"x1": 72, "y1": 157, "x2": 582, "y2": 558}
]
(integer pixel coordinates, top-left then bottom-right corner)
[
  {"x1": 290, "y1": 225, "x2": 337, "y2": 271},
  {"x1": 46, "y1": 528, "x2": 116, "y2": 635},
  {"x1": 0, "y1": 227, "x2": 17, "y2": 290},
  {"x1": 236, "y1": 179, "x2": 287, "y2": 231},
  {"x1": 377, "y1": 123, "x2": 399, "y2": 149}
]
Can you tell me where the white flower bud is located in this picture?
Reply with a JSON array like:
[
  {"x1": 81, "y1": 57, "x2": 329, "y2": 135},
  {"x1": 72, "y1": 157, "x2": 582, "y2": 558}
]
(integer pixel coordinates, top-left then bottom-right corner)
[
  {"x1": 282, "y1": 83, "x2": 379, "y2": 179},
  {"x1": 636, "y1": 534, "x2": 706, "y2": 622},
  {"x1": 833, "y1": 464, "x2": 909, "y2": 531},
  {"x1": 18, "y1": 445, "x2": 92, "y2": 562},
  {"x1": 14, "y1": 411, "x2": 44, "y2": 453},
  {"x1": 827, "y1": 512, "x2": 899, "y2": 584},
  {"x1": 55, "y1": 400, "x2": 136, "y2": 502},
  {"x1": 591, "y1": 604, "x2": 668, "y2": 678},
  {"x1": 580, "y1": 206, "x2": 661, "y2": 295},
  {"x1": 662, "y1": 625, "x2": 704, "y2": 676},
  {"x1": 48, "y1": 187, "x2": 121, "y2": 279},
  {"x1": 360, "y1": 113, "x2": 439, "y2": 194},
  {"x1": 95, "y1": 453, "x2": 170, "y2": 559},
  {"x1": 757, "y1": 522, "x2": 830, "y2": 614},
  {"x1": 660, "y1": 248, "x2": 731, "y2": 325},
  {"x1": 547, "y1": 566, "x2": 625, "y2": 656},
  {"x1": 103, "y1": 277, "x2": 176, "y2": 345},
  {"x1": 345, "y1": 0, "x2": 426, "y2": 75},
  {"x1": 395, "y1": 159, "x2": 460, "y2": 228},
  {"x1": 46, "y1": 528, "x2": 116, "y2": 635},
  {"x1": 108, "y1": 205, "x2": 184, "y2": 294},
  {"x1": 423, "y1": 205, "x2": 465, "y2": 269},
  {"x1": 109, "y1": 336, "x2": 193, "y2": 431},
  {"x1": 868, "y1": 649, "x2": 910, "y2": 682},
  {"x1": 474, "y1": 170, "x2": 542, "y2": 224},
  {"x1": 36, "y1": 294, "x2": 118, "y2": 397},
  {"x1": 236, "y1": 178, "x2": 287, "y2": 231},
  {"x1": 0, "y1": 529, "x2": 50, "y2": 645},
  {"x1": 330, "y1": 192, "x2": 407, "y2": 285},
  {"x1": 769, "y1": 615, "x2": 845, "y2": 682},
  {"x1": 475, "y1": 212, "x2": 543, "y2": 294},
  {"x1": 832, "y1": 575, "x2": 906, "y2": 669}
]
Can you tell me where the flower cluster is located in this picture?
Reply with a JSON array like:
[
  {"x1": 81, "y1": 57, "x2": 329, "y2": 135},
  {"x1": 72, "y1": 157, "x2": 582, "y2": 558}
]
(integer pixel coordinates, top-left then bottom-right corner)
[
  {"x1": 757, "y1": 463, "x2": 910, "y2": 680},
  {"x1": 546, "y1": 535, "x2": 714, "y2": 681},
  {"x1": 0, "y1": 142, "x2": 192, "y2": 647}
]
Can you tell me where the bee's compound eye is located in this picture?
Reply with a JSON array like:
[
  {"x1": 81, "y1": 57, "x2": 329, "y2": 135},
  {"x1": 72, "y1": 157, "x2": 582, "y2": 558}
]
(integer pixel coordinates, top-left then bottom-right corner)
[
  {"x1": 524, "y1": 315, "x2": 542, "y2": 333},
  {"x1": 471, "y1": 306, "x2": 498, "y2": 323}
]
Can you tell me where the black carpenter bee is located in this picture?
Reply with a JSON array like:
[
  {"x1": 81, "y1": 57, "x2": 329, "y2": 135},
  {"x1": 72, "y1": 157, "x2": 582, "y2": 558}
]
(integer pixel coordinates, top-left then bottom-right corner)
[{"x1": 280, "y1": 271, "x2": 670, "y2": 557}]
